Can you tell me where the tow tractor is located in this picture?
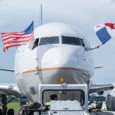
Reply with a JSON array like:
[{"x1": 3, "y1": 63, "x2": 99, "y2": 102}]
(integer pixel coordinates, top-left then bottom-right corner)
[
  {"x1": 20, "y1": 83, "x2": 89, "y2": 115},
  {"x1": 20, "y1": 83, "x2": 88, "y2": 115}
]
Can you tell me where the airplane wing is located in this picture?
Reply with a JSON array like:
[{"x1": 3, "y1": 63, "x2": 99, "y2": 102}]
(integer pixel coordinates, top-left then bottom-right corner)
[
  {"x1": 0, "y1": 68, "x2": 22, "y2": 97},
  {"x1": 89, "y1": 83, "x2": 114, "y2": 94},
  {"x1": 0, "y1": 68, "x2": 21, "y2": 97},
  {"x1": 0, "y1": 68, "x2": 14, "y2": 72},
  {"x1": 0, "y1": 84, "x2": 21, "y2": 98}
]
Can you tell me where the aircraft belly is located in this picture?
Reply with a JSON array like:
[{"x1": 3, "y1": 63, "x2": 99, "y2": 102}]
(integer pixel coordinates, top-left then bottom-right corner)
[{"x1": 17, "y1": 68, "x2": 90, "y2": 102}]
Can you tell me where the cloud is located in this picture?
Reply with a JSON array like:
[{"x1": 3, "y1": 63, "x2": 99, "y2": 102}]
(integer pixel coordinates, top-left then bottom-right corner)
[
  {"x1": 0, "y1": 19, "x2": 6, "y2": 26},
  {"x1": 0, "y1": 0, "x2": 114, "y2": 27},
  {"x1": 109, "y1": 0, "x2": 115, "y2": 3},
  {"x1": 0, "y1": 0, "x2": 115, "y2": 36},
  {"x1": 41, "y1": 0, "x2": 115, "y2": 25},
  {"x1": 0, "y1": 0, "x2": 115, "y2": 42}
]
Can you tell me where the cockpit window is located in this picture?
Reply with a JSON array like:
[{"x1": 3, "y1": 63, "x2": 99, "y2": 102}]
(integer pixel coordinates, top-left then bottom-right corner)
[
  {"x1": 39, "y1": 36, "x2": 59, "y2": 45},
  {"x1": 28, "y1": 38, "x2": 39, "y2": 50},
  {"x1": 32, "y1": 38, "x2": 39, "y2": 50},
  {"x1": 62, "y1": 36, "x2": 84, "y2": 46}
]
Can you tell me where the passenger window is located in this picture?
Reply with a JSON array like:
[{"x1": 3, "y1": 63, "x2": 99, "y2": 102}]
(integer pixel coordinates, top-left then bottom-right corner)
[
  {"x1": 39, "y1": 36, "x2": 59, "y2": 45},
  {"x1": 62, "y1": 36, "x2": 84, "y2": 46}
]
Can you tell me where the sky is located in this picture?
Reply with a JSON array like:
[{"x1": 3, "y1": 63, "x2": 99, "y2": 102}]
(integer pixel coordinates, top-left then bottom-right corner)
[{"x1": 0, "y1": 0, "x2": 115, "y2": 84}]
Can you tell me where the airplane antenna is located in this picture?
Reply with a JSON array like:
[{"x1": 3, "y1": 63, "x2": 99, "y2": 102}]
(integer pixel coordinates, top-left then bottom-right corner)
[
  {"x1": 40, "y1": 0, "x2": 43, "y2": 25},
  {"x1": 94, "y1": 66, "x2": 103, "y2": 69}
]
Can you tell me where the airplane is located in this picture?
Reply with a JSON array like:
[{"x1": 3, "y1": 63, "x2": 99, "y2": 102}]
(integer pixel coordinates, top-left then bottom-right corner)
[{"x1": 0, "y1": 22, "x2": 114, "y2": 106}]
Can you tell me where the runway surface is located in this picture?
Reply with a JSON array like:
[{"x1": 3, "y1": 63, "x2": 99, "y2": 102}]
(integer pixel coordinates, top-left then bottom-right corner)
[{"x1": 14, "y1": 111, "x2": 18, "y2": 115}]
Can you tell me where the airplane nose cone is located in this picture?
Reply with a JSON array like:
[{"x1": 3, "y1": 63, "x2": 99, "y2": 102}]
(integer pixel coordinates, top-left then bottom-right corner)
[
  {"x1": 37, "y1": 45, "x2": 85, "y2": 68},
  {"x1": 37, "y1": 45, "x2": 63, "y2": 68},
  {"x1": 62, "y1": 45, "x2": 85, "y2": 68}
]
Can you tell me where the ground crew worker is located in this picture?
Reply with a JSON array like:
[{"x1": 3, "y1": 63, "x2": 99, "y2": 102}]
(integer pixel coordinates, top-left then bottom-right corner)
[
  {"x1": 45, "y1": 94, "x2": 58, "y2": 106},
  {"x1": 106, "y1": 94, "x2": 115, "y2": 111}
]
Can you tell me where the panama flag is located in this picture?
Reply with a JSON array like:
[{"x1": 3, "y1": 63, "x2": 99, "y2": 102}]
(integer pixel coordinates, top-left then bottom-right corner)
[{"x1": 94, "y1": 23, "x2": 115, "y2": 44}]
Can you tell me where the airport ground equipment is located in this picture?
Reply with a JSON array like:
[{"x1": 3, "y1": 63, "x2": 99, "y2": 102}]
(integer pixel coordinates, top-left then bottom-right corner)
[
  {"x1": 20, "y1": 83, "x2": 89, "y2": 115},
  {"x1": 0, "y1": 93, "x2": 18, "y2": 115}
]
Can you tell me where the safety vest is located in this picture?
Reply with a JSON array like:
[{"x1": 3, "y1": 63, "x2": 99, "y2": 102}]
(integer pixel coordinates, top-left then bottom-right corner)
[{"x1": 45, "y1": 102, "x2": 50, "y2": 106}]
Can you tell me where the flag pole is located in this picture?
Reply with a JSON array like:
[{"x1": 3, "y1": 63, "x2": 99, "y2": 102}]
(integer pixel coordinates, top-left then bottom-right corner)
[
  {"x1": 86, "y1": 45, "x2": 102, "y2": 51},
  {"x1": 40, "y1": 0, "x2": 43, "y2": 25}
]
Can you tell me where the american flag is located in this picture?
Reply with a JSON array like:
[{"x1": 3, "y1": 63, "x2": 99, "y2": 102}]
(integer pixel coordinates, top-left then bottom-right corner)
[{"x1": 1, "y1": 21, "x2": 34, "y2": 52}]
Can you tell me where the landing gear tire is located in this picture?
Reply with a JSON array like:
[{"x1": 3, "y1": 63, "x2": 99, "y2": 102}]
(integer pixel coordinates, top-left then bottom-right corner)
[{"x1": 8, "y1": 109, "x2": 14, "y2": 115}]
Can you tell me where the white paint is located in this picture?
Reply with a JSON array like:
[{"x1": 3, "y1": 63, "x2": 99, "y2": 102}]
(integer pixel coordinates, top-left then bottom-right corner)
[{"x1": 14, "y1": 23, "x2": 94, "y2": 102}]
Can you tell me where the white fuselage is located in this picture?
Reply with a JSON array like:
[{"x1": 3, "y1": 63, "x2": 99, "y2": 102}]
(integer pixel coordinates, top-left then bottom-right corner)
[{"x1": 14, "y1": 23, "x2": 94, "y2": 102}]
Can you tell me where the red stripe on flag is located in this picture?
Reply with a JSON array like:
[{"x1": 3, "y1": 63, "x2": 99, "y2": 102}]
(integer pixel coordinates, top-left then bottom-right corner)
[
  {"x1": 2, "y1": 33, "x2": 33, "y2": 41},
  {"x1": 3, "y1": 44, "x2": 25, "y2": 52},
  {"x1": 105, "y1": 23, "x2": 115, "y2": 29},
  {"x1": 1, "y1": 22, "x2": 34, "y2": 52},
  {"x1": 1, "y1": 33, "x2": 34, "y2": 52},
  {"x1": 2, "y1": 33, "x2": 34, "y2": 43}
]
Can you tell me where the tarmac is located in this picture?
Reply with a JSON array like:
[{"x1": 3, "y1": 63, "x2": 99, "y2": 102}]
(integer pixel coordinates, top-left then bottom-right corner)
[{"x1": 14, "y1": 111, "x2": 18, "y2": 115}]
